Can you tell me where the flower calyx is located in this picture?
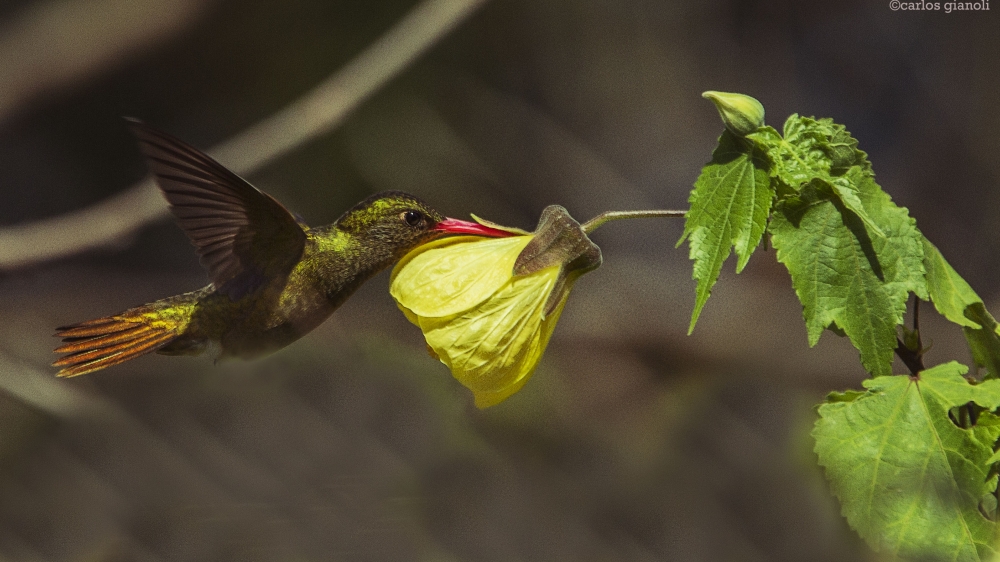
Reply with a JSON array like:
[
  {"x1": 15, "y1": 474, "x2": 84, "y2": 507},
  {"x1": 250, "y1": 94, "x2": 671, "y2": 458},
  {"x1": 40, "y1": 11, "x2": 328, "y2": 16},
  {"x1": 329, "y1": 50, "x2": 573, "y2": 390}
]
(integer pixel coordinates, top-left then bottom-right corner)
[{"x1": 514, "y1": 205, "x2": 602, "y2": 316}]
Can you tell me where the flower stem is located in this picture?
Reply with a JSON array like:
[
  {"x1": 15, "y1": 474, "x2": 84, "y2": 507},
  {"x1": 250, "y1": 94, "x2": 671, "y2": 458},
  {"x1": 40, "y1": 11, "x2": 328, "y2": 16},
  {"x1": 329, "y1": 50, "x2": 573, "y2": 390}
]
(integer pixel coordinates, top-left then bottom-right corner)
[{"x1": 581, "y1": 210, "x2": 687, "y2": 234}]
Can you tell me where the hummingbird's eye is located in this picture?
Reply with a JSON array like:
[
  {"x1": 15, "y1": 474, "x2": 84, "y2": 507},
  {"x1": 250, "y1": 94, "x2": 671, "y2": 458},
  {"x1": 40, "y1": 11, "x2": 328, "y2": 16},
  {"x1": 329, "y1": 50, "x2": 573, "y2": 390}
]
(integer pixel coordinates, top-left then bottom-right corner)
[{"x1": 401, "y1": 210, "x2": 424, "y2": 227}]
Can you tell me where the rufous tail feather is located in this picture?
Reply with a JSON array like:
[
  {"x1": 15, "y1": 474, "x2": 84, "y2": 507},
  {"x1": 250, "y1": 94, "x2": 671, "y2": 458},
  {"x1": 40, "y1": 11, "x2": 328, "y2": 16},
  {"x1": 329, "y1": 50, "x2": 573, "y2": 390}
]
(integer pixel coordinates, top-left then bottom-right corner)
[{"x1": 53, "y1": 314, "x2": 181, "y2": 377}]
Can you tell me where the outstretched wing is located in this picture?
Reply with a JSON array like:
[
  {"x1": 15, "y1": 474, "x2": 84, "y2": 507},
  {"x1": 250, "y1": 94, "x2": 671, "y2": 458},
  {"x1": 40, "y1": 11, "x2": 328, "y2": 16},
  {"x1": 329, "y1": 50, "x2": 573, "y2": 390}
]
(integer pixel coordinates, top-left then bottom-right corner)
[{"x1": 127, "y1": 119, "x2": 307, "y2": 299}]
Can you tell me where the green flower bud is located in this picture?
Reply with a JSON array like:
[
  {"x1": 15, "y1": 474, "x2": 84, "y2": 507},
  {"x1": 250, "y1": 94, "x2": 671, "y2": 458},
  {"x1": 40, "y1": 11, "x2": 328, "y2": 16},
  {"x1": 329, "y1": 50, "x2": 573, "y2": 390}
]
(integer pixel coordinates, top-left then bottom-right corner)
[{"x1": 702, "y1": 91, "x2": 765, "y2": 137}]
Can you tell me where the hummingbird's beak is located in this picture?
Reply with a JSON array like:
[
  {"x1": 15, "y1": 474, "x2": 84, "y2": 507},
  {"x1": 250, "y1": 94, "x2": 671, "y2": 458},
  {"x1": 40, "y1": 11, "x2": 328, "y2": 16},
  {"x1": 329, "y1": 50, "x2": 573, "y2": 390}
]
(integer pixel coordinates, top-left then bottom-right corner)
[{"x1": 434, "y1": 218, "x2": 516, "y2": 238}]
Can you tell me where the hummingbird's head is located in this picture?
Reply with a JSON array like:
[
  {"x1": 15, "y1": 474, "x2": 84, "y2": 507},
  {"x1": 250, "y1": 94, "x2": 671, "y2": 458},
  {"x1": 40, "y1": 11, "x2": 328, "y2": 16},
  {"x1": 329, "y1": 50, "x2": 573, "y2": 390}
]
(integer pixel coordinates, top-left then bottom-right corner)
[{"x1": 336, "y1": 191, "x2": 512, "y2": 259}]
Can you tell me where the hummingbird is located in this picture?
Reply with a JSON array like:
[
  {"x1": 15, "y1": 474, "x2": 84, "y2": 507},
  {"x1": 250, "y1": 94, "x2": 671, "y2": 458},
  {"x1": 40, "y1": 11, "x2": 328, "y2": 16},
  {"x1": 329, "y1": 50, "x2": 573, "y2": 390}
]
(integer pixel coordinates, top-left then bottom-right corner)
[{"x1": 53, "y1": 119, "x2": 508, "y2": 377}]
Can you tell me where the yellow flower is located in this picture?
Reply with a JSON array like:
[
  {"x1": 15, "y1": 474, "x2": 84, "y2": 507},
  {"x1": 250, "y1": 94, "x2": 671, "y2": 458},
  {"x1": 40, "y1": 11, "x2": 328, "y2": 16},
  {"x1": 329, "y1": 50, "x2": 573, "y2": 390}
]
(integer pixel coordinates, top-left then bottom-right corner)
[{"x1": 390, "y1": 207, "x2": 601, "y2": 408}]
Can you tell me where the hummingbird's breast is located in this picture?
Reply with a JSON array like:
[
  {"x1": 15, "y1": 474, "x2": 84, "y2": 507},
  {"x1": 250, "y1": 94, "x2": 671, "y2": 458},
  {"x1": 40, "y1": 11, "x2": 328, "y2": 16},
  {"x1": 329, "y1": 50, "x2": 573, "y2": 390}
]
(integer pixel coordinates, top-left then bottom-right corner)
[{"x1": 212, "y1": 229, "x2": 378, "y2": 358}]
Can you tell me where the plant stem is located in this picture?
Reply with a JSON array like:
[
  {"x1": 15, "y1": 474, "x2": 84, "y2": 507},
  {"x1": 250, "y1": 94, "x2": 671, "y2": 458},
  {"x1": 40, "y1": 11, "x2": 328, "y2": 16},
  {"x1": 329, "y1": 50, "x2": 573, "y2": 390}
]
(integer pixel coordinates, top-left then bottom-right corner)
[
  {"x1": 895, "y1": 295, "x2": 926, "y2": 377},
  {"x1": 581, "y1": 210, "x2": 687, "y2": 234},
  {"x1": 895, "y1": 337, "x2": 925, "y2": 376}
]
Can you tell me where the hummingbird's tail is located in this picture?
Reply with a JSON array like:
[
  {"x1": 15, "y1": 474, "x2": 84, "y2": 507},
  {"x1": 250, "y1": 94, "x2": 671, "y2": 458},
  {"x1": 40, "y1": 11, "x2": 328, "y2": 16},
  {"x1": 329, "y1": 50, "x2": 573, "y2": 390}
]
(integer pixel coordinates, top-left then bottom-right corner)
[{"x1": 53, "y1": 295, "x2": 199, "y2": 377}]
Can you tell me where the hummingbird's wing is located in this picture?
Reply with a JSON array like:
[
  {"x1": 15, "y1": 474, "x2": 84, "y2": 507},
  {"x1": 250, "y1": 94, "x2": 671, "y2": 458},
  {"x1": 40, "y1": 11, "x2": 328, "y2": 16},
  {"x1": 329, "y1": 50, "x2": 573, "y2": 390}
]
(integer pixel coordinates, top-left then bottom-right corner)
[{"x1": 126, "y1": 119, "x2": 307, "y2": 299}]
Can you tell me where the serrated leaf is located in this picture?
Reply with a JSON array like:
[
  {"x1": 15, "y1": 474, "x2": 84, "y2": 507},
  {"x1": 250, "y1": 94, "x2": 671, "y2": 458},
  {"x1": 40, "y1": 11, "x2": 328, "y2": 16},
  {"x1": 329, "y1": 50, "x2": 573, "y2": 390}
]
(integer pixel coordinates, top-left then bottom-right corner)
[
  {"x1": 748, "y1": 116, "x2": 887, "y2": 240},
  {"x1": 767, "y1": 131, "x2": 926, "y2": 376},
  {"x1": 678, "y1": 129, "x2": 773, "y2": 333},
  {"x1": 770, "y1": 195, "x2": 896, "y2": 376},
  {"x1": 748, "y1": 115, "x2": 867, "y2": 188},
  {"x1": 783, "y1": 114, "x2": 870, "y2": 178},
  {"x1": 750, "y1": 117, "x2": 830, "y2": 188},
  {"x1": 849, "y1": 167, "x2": 927, "y2": 302},
  {"x1": 814, "y1": 362, "x2": 1000, "y2": 561},
  {"x1": 770, "y1": 173, "x2": 925, "y2": 376}
]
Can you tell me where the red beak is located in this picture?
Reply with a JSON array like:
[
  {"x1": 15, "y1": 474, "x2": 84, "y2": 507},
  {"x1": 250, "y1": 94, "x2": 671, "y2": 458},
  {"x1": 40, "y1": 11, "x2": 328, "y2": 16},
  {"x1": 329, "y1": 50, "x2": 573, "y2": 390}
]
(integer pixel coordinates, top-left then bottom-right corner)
[{"x1": 434, "y1": 218, "x2": 516, "y2": 238}]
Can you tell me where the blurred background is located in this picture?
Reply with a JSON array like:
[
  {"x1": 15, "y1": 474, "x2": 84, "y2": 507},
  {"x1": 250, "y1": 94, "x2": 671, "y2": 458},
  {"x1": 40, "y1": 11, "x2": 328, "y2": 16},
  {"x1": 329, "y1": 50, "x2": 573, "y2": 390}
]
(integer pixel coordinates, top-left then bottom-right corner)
[{"x1": 0, "y1": 0, "x2": 997, "y2": 559}]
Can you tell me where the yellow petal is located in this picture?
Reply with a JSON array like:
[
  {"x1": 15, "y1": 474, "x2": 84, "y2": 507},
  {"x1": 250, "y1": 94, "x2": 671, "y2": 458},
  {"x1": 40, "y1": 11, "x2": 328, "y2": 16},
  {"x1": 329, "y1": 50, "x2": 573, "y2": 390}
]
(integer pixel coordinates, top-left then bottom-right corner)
[
  {"x1": 469, "y1": 213, "x2": 531, "y2": 236},
  {"x1": 467, "y1": 287, "x2": 571, "y2": 408},
  {"x1": 417, "y1": 266, "x2": 567, "y2": 407},
  {"x1": 390, "y1": 235, "x2": 532, "y2": 318}
]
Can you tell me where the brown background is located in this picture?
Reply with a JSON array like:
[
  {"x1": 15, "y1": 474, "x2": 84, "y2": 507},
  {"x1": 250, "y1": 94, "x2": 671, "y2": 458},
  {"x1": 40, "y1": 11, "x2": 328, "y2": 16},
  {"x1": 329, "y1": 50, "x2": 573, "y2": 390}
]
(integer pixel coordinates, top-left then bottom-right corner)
[{"x1": 0, "y1": 0, "x2": 997, "y2": 560}]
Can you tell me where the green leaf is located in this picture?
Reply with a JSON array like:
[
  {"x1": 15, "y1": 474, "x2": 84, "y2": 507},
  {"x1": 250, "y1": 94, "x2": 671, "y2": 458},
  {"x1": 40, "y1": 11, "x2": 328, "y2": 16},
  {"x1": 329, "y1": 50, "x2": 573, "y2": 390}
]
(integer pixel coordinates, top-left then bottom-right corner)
[
  {"x1": 770, "y1": 173, "x2": 925, "y2": 376},
  {"x1": 678, "y1": 129, "x2": 773, "y2": 333},
  {"x1": 770, "y1": 192, "x2": 896, "y2": 376},
  {"x1": 765, "y1": 118, "x2": 927, "y2": 377},
  {"x1": 922, "y1": 237, "x2": 1000, "y2": 379},
  {"x1": 825, "y1": 389, "x2": 866, "y2": 404},
  {"x1": 748, "y1": 116, "x2": 884, "y2": 238},
  {"x1": 814, "y1": 362, "x2": 1000, "y2": 561},
  {"x1": 964, "y1": 304, "x2": 1000, "y2": 381},
  {"x1": 924, "y1": 237, "x2": 983, "y2": 329},
  {"x1": 849, "y1": 167, "x2": 927, "y2": 302},
  {"x1": 829, "y1": 179, "x2": 884, "y2": 238},
  {"x1": 767, "y1": 114, "x2": 869, "y2": 185}
]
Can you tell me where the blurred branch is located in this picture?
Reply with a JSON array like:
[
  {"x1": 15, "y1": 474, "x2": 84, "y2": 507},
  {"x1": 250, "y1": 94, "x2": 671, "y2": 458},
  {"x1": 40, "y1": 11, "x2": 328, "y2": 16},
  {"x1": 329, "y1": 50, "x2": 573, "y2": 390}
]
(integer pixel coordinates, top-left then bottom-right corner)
[
  {"x1": 0, "y1": 0, "x2": 489, "y2": 271},
  {"x1": 0, "y1": 354, "x2": 94, "y2": 418},
  {"x1": 0, "y1": 0, "x2": 211, "y2": 125}
]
